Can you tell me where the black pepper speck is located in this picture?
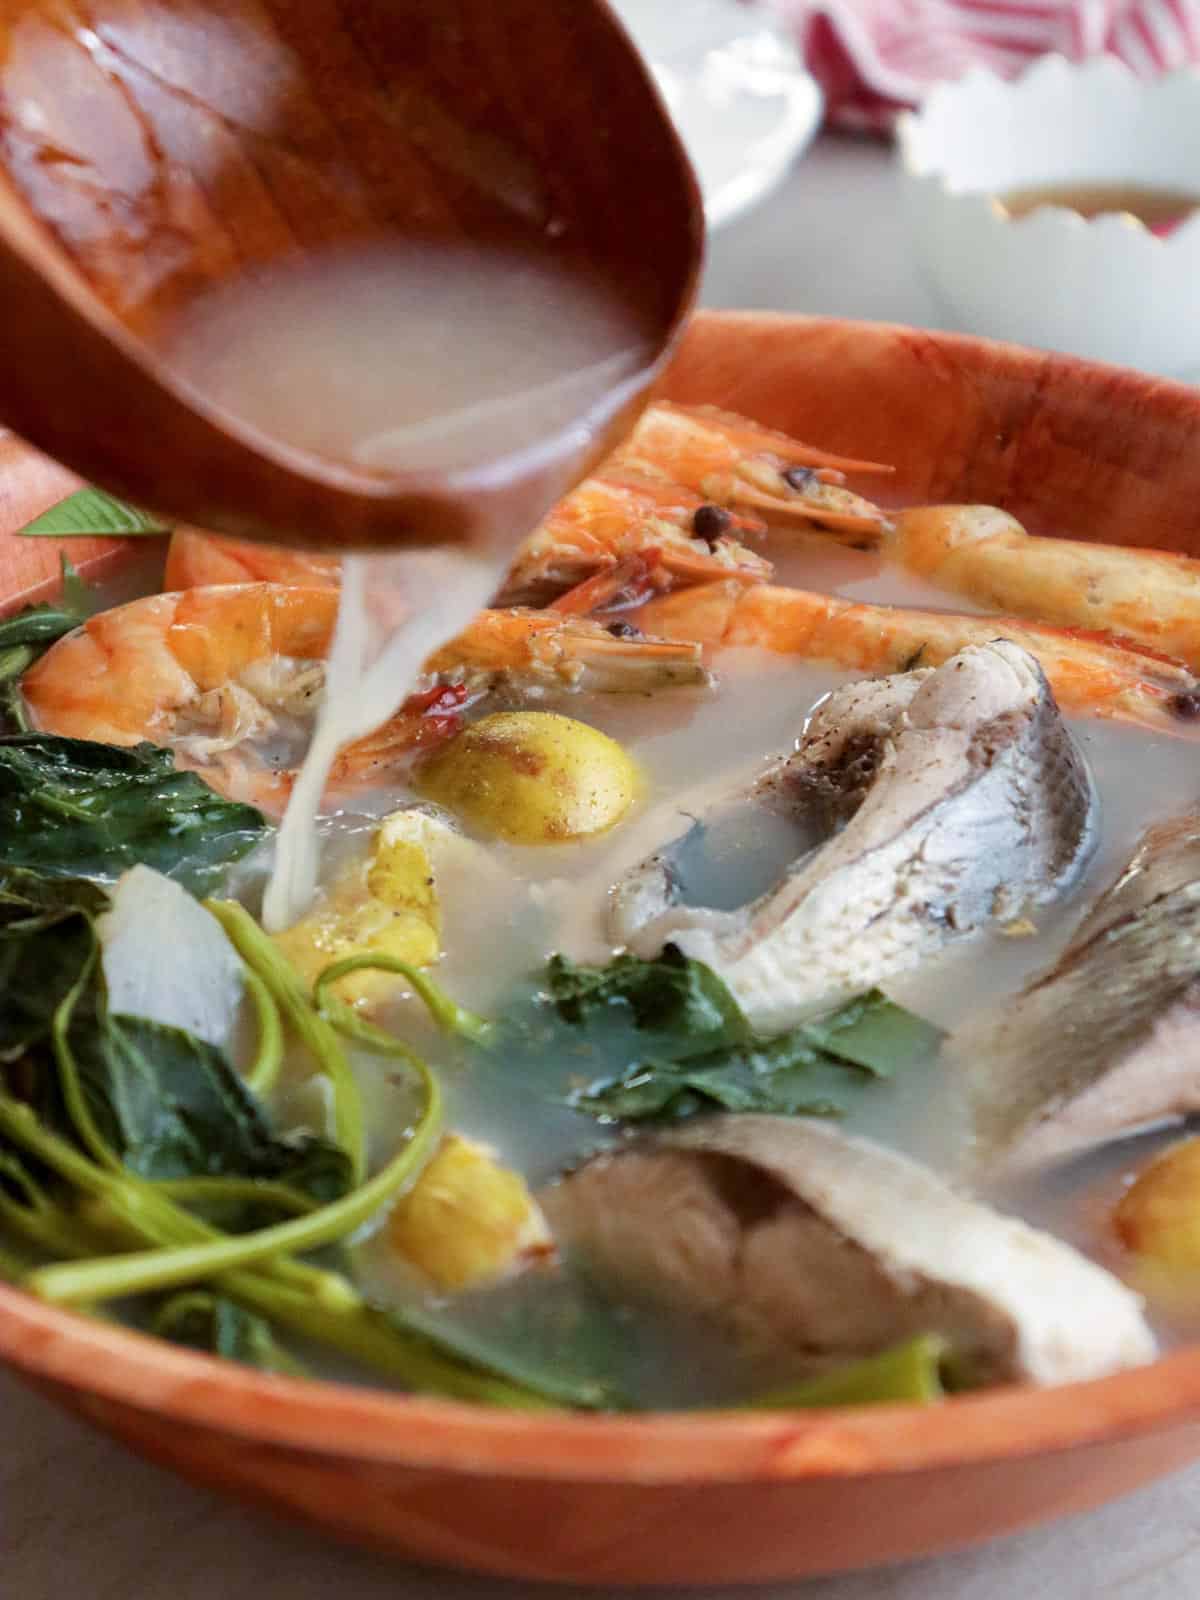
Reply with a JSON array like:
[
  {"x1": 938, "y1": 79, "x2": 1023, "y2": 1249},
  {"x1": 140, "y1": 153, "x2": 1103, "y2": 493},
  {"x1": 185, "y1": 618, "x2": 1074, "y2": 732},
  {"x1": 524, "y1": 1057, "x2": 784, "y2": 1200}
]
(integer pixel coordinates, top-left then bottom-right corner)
[{"x1": 692, "y1": 503, "x2": 732, "y2": 544}]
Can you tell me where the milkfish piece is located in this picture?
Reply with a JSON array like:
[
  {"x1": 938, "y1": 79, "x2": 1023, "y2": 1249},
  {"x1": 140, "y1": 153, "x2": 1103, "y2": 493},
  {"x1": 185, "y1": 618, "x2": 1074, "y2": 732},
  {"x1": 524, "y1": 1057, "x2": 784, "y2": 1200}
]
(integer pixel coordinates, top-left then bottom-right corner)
[
  {"x1": 956, "y1": 814, "x2": 1200, "y2": 1173},
  {"x1": 610, "y1": 641, "x2": 1097, "y2": 1034},
  {"x1": 541, "y1": 1115, "x2": 1156, "y2": 1388}
]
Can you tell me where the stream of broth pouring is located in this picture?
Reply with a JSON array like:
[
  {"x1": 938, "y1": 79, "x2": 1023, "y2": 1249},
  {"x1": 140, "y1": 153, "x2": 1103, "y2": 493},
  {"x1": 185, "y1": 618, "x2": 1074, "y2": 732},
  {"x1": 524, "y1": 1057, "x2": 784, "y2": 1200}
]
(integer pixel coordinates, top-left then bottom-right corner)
[{"x1": 161, "y1": 240, "x2": 655, "y2": 928}]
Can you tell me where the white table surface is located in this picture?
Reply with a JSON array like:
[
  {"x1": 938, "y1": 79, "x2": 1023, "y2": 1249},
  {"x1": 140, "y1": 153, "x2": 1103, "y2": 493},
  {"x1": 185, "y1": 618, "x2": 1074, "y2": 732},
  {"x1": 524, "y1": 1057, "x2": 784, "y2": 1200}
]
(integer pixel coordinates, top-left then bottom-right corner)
[{"x1": 8, "y1": 132, "x2": 1200, "y2": 1598}]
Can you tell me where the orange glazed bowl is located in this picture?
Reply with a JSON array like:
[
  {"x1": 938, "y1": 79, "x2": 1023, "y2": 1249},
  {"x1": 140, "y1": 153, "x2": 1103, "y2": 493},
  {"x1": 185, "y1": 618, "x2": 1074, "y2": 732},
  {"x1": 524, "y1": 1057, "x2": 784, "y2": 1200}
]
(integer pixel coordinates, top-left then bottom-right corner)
[{"x1": 4, "y1": 311, "x2": 1200, "y2": 1587}]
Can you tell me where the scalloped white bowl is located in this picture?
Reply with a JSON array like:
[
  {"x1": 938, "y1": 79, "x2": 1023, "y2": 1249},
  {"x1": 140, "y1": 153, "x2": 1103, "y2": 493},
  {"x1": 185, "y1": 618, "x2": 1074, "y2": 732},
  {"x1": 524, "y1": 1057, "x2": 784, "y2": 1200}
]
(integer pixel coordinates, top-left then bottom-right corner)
[
  {"x1": 612, "y1": 0, "x2": 823, "y2": 231},
  {"x1": 898, "y1": 56, "x2": 1200, "y2": 378}
]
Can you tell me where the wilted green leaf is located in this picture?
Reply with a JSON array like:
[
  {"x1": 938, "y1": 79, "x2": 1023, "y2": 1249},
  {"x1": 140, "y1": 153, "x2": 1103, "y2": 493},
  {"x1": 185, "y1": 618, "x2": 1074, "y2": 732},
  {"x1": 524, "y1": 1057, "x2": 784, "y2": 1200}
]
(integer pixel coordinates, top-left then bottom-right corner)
[
  {"x1": 18, "y1": 487, "x2": 169, "y2": 538},
  {"x1": 0, "y1": 735, "x2": 266, "y2": 894}
]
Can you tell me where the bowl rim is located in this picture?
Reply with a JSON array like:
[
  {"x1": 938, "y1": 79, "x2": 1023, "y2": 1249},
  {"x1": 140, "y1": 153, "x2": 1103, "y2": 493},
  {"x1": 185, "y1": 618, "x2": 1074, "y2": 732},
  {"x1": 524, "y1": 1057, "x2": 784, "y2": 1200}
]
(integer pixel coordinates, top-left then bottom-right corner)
[
  {"x1": 896, "y1": 54, "x2": 1200, "y2": 252},
  {"x1": 6, "y1": 1279, "x2": 1200, "y2": 1483},
  {"x1": 6, "y1": 308, "x2": 1200, "y2": 1489}
]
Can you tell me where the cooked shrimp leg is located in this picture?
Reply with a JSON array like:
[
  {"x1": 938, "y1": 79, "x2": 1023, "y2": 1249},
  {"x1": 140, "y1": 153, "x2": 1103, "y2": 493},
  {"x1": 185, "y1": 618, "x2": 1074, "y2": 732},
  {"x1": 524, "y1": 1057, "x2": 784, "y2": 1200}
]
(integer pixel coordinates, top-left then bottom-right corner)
[
  {"x1": 608, "y1": 403, "x2": 894, "y2": 537},
  {"x1": 633, "y1": 580, "x2": 1200, "y2": 731},
  {"x1": 502, "y1": 402, "x2": 894, "y2": 604},
  {"x1": 887, "y1": 506, "x2": 1200, "y2": 673}
]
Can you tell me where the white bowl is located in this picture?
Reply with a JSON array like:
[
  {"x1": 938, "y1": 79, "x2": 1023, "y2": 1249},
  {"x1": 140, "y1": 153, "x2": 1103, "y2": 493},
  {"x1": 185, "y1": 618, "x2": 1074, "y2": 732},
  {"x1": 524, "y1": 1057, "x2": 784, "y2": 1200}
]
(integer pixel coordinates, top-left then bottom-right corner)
[
  {"x1": 898, "y1": 55, "x2": 1200, "y2": 378},
  {"x1": 611, "y1": 0, "x2": 823, "y2": 231}
]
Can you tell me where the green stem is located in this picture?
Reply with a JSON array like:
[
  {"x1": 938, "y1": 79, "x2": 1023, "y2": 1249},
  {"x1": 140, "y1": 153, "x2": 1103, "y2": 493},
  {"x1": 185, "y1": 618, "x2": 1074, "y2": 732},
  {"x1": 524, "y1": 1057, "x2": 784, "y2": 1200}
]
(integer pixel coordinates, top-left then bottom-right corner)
[
  {"x1": 314, "y1": 954, "x2": 491, "y2": 1044},
  {"x1": 740, "y1": 1336, "x2": 948, "y2": 1411},
  {"x1": 314, "y1": 987, "x2": 428, "y2": 1065},
  {"x1": 31, "y1": 790, "x2": 97, "y2": 822},
  {"x1": 0, "y1": 1094, "x2": 335, "y2": 1301},
  {"x1": 0, "y1": 1238, "x2": 31, "y2": 1280},
  {"x1": 205, "y1": 900, "x2": 365, "y2": 1183},
  {"x1": 150, "y1": 1292, "x2": 311, "y2": 1379},
  {"x1": 27, "y1": 1057, "x2": 442, "y2": 1305},
  {"x1": 0, "y1": 1095, "x2": 558, "y2": 1409},
  {"x1": 151, "y1": 1175, "x2": 318, "y2": 1218},
  {"x1": 224, "y1": 1272, "x2": 553, "y2": 1408},
  {"x1": 0, "y1": 1097, "x2": 119, "y2": 1196},
  {"x1": 0, "y1": 643, "x2": 34, "y2": 684},
  {"x1": 0, "y1": 1189, "x2": 93, "y2": 1261},
  {"x1": 240, "y1": 967, "x2": 284, "y2": 1097},
  {"x1": 50, "y1": 944, "x2": 122, "y2": 1174}
]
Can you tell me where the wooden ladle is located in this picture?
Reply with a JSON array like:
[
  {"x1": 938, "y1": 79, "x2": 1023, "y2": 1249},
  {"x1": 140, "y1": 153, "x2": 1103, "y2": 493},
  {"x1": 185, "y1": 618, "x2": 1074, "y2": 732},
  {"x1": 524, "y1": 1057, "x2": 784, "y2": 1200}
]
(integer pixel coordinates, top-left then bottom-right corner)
[{"x1": 0, "y1": 1, "x2": 702, "y2": 552}]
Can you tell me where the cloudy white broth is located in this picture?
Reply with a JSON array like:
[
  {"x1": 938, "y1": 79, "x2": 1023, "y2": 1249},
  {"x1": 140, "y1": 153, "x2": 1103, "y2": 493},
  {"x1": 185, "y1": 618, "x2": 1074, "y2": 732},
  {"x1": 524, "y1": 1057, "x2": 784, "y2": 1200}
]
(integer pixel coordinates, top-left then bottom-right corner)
[{"x1": 6, "y1": 414, "x2": 1200, "y2": 1410}]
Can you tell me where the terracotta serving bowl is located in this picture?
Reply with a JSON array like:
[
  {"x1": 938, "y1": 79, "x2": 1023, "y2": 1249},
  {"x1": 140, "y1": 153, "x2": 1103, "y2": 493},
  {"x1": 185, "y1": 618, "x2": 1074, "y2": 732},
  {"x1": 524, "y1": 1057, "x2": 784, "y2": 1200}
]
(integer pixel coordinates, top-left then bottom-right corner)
[{"x1": 4, "y1": 311, "x2": 1200, "y2": 1587}]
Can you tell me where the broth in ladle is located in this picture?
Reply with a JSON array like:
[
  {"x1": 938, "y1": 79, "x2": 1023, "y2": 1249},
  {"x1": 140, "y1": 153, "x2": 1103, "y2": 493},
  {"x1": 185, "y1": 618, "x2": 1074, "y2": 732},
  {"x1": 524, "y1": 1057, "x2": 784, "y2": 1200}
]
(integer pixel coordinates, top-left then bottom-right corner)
[{"x1": 160, "y1": 238, "x2": 657, "y2": 930}]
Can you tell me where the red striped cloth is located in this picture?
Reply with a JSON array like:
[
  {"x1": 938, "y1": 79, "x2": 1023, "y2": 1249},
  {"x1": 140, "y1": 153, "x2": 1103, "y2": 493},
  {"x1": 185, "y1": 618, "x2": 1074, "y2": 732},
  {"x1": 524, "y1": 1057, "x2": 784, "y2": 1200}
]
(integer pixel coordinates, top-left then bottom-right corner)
[{"x1": 770, "y1": 0, "x2": 1200, "y2": 131}]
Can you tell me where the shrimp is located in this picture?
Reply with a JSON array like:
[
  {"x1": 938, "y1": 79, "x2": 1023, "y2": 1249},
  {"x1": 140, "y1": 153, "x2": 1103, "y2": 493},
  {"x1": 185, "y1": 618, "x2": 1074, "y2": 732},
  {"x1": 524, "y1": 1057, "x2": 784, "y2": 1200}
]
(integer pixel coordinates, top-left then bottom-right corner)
[
  {"x1": 498, "y1": 402, "x2": 893, "y2": 605},
  {"x1": 497, "y1": 469, "x2": 773, "y2": 607},
  {"x1": 632, "y1": 580, "x2": 1200, "y2": 732},
  {"x1": 607, "y1": 402, "x2": 894, "y2": 538},
  {"x1": 429, "y1": 604, "x2": 707, "y2": 695},
  {"x1": 164, "y1": 529, "x2": 341, "y2": 590},
  {"x1": 885, "y1": 506, "x2": 1200, "y2": 673},
  {"x1": 22, "y1": 584, "x2": 706, "y2": 811},
  {"x1": 166, "y1": 404, "x2": 882, "y2": 613}
]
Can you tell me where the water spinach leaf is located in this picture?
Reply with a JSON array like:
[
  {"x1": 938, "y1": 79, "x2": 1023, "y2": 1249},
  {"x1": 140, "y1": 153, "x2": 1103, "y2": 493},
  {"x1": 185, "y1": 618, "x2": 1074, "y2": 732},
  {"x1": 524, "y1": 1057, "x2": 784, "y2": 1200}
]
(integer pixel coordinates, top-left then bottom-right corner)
[
  {"x1": 800, "y1": 989, "x2": 943, "y2": 1076},
  {"x1": 66, "y1": 1011, "x2": 352, "y2": 1199},
  {"x1": 550, "y1": 952, "x2": 941, "y2": 1124},
  {"x1": 152, "y1": 1292, "x2": 306, "y2": 1375},
  {"x1": 0, "y1": 556, "x2": 97, "y2": 732},
  {"x1": 0, "y1": 735, "x2": 266, "y2": 894},
  {"x1": 546, "y1": 946, "x2": 747, "y2": 1054},
  {"x1": 0, "y1": 877, "x2": 605, "y2": 1409},
  {"x1": 741, "y1": 1335, "x2": 948, "y2": 1410},
  {"x1": 0, "y1": 872, "x2": 103, "y2": 1059},
  {"x1": 17, "y1": 487, "x2": 170, "y2": 538}
]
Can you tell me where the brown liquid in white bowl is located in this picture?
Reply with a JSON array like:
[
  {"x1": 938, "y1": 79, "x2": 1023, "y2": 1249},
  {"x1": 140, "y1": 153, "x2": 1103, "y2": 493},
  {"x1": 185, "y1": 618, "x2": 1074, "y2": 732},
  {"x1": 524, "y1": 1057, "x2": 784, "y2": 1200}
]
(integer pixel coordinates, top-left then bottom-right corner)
[{"x1": 997, "y1": 183, "x2": 1200, "y2": 229}]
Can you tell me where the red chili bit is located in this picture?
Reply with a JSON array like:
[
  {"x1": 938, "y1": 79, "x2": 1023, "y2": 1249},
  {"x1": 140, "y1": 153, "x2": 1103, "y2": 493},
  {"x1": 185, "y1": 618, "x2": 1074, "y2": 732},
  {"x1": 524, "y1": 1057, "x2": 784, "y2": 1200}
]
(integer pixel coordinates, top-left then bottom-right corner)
[{"x1": 404, "y1": 681, "x2": 469, "y2": 716}]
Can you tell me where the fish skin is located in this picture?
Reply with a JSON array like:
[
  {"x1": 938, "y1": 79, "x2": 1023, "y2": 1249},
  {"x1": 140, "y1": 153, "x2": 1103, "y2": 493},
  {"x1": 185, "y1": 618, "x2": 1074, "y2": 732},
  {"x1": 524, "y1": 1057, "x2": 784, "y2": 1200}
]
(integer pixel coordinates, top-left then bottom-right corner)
[
  {"x1": 610, "y1": 641, "x2": 1097, "y2": 1035},
  {"x1": 957, "y1": 814, "x2": 1200, "y2": 1173},
  {"x1": 541, "y1": 1114, "x2": 1156, "y2": 1388}
]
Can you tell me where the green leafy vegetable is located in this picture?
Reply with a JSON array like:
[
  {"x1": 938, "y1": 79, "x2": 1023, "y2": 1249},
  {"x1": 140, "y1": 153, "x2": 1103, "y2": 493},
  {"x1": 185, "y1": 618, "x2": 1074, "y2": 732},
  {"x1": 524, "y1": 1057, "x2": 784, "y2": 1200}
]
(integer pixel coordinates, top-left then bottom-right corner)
[
  {"x1": 65, "y1": 1011, "x2": 353, "y2": 1199},
  {"x1": 0, "y1": 736, "x2": 266, "y2": 894},
  {"x1": 0, "y1": 872, "x2": 102, "y2": 1059},
  {"x1": 17, "y1": 487, "x2": 170, "y2": 538},
  {"x1": 573, "y1": 1054, "x2": 843, "y2": 1123},
  {"x1": 0, "y1": 1085, "x2": 566, "y2": 1408},
  {"x1": 547, "y1": 947, "x2": 747, "y2": 1054},
  {"x1": 550, "y1": 951, "x2": 941, "y2": 1124},
  {"x1": 3, "y1": 875, "x2": 350, "y2": 1221},
  {"x1": 0, "y1": 1140, "x2": 91, "y2": 1261},
  {"x1": 152, "y1": 1291, "x2": 308, "y2": 1375},
  {"x1": 0, "y1": 557, "x2": 93, "y2": 655},
  {"x1": 801, "y1": 989, "x2": 943, "y2": 1076},
  {"x1": 205, "y1": 899, "x2": 366, "y2": 1183},
  {"x1": 0, "y1": 556, "x2": 96, "y2": 732},
  {"x1": 741, "y1": 1335, "x2": 948, "y2": 1410},
  {"x1": 314, "y1": 952, "x2": 491, "y2": 1044},
  {"x1": 0, "y1": 898, "x2": 590, "y2": 1407}
]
